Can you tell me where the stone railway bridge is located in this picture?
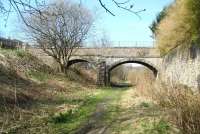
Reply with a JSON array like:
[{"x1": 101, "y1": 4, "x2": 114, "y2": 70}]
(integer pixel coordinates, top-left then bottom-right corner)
[{"x1": 29, "y1": 47, "x2": 162, "y2": 86}]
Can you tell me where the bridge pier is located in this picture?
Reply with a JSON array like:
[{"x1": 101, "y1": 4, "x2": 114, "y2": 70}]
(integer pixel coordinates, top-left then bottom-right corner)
[{"x1": 97, "y1": 61, "x2": 109, "y2": 86}]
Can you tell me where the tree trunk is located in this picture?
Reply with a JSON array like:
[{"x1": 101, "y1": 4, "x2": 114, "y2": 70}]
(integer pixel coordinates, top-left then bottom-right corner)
[{"x1": 60, "y1": 64, "x2": 67, "y2": 74}]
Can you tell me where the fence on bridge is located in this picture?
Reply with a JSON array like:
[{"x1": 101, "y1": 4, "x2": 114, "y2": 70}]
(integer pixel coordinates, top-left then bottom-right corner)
[
  {"x1": 83, "y1": 41, "x2": 155, "y2": 48},
  {"x1": 0, "y1": 40, "x2": 155, "y2": 50}
]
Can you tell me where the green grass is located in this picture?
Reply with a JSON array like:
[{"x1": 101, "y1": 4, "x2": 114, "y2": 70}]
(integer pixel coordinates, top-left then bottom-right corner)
[
  {"x1": 50, "y1": 88, "x2": 125, "y2": 134},
  {"x1": 140, "y1": 118, "x2": 170, "y2": 134},
  {"x1": 0, "y1": 48, "x2": 27, "y2": 57},
  {"x1": 51, "y1": 96, "x2": 100, "y2": 124},
  {"x1": 140, "y1": 102, "x2": 150, "y2": 108},
  {"x1": 50, "y1": 97, "x2": 99, "y2": 133},
  {"x1": 27, "y1": 70, "x2": 51, "y2": 82},
  {"x1": 16, "y1": 49, "x2": 26, "y2": 57}
]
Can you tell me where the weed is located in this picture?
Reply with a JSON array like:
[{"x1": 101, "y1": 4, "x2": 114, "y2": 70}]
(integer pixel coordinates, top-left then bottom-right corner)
[
  {"x1": 141, "y1": 119, "x2": 170, "y2": 134},
  {"x1": 140, "y1": 102, "x2": 150, "y2": 108},
  {"x1": 52, "y1": 109, "x2": 75, "y2": 123},
  {"x1": 27, "y1": 70, "x2": 50, "y2": 82},
  {"x1": 16, "y1": 50, "x2": 27, "y2": 58},
  {"x1": 152, "y1": 83, "x2": 200, "y2": 134},
  {"x1": 50, "y1": 94, "x2": 105, "y2": 133}
]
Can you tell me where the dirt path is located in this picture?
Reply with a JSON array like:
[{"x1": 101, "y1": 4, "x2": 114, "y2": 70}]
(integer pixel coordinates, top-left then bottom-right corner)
[{"x1": 75, "y1": 87, "x2": 179, "y2": 134}]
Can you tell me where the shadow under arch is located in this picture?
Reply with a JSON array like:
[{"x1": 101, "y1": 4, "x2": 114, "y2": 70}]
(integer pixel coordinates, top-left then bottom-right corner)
[
  {"x1": 67, "y1": 59, "x2": 98, "y2": 70},
  {"x1": 67, "y1": 59, "x2": 90, "y2": 67}
]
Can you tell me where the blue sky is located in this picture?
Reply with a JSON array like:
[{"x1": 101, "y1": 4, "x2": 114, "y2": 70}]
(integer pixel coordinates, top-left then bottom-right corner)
[{"x1": 0, "y1": 0, "x2": 173, "y2": 47}]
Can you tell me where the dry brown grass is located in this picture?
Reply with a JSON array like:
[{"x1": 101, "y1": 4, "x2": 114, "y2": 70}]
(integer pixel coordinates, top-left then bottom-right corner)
[
  {"x1": 153, "y1": 83, "x2": 200, "y2": 134},
  {"x1": 67, "y1": 63, "x2": 97, "y2": 85},
  {"x1": 127, "y1": 67, "x2": 155, "y2": 98},
  {"x1": 134, "y1": 74, "x2": 200, "y2": 134},
  {"x1": 127, "y1": 67, "x2": 200, "y2": 134}
]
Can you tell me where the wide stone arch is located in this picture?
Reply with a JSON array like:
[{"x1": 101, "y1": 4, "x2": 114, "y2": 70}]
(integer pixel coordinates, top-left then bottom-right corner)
[{"x1": 108, "y1": 58, "x2": 158, "y2": 77}]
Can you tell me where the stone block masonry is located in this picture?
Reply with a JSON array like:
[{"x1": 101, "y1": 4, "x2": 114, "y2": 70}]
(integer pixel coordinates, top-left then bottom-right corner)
[{"x1": 160, "y1": 45, "x2": 200, "y2": 91}]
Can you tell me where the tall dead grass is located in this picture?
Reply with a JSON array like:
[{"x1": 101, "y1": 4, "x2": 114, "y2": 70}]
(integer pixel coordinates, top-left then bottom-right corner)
[
  {"x1": 153, "y1": 83, "x2": 200, "y2": 134},
  {"x1": 67, "y1": 63, "x2": 97, "y2": 85},
  {"x1": 110, "y1": 65, "x2": 128, "y2": 83},
  {"x1": 127, "y1": 67, "x2": 155, "y2": 97},
  {"x1": 128, "y1": 67, "x2": 200, "y2": 133},
  {"x1": 134, "y1": 74, "x2": 200, "y2": 133}
]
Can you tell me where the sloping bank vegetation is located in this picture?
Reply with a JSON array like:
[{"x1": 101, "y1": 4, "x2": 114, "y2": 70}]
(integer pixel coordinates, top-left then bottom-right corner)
[
  {"x1": 148, "y1": 0, "x2": 200, "y2": 133},
  {"x1": 151, "y1": 0, "x2": 200, "y2": 54},
  {"x1": 0, "y1": 48, "x2": 101, "y2": 133}
]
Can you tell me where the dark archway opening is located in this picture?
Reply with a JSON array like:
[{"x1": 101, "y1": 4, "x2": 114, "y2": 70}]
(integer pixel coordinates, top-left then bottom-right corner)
[
  {"x1": 67, "y1": 59, "x2": 97, "y2": 84},
  {"x1": 108, "y1": 61, "x2": 158, "y2": 87},
  {"x1": 67, "y1": 59, "x2": 90, "y2": 67}
]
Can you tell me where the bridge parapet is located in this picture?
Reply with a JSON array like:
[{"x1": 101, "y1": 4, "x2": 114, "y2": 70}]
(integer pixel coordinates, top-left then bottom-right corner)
[{"x1": 74, "y1": 47, "x2": 160, "y2": 58}]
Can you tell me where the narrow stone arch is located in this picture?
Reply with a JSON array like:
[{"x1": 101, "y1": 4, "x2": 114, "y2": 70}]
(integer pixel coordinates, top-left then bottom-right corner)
[
  {"x1": 67, "y1": 59, "x2": 90, "y2": 67},
  {"x1": 67, "y1": 58, "x2": 98, "y2": 71}
]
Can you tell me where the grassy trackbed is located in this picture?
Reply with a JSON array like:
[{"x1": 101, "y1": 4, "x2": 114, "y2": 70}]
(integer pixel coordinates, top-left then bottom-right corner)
[
  {"x1": 50, "y1": 88, "x2": 126, "y2": 134},
  {"x1": 74, "y1": 87, "x2": 179, "y2": 134},
  {"x1": 0, "y1": 49, "x2": 179, "y2": 134}
]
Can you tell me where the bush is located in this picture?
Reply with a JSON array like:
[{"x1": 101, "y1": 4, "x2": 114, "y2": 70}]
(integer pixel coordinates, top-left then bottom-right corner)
[
  {"x1": 153, "y1": 84, "x2": 200, "y2": 134},
  {"x1": 52, "y1": 109, "x2": 75, "y2": 123},
  {"x1": 156, "y1": 0, "x2": 200, "y2": 54},
  {"x1": 149, "y1": 6, "x2": 169, "y2": 38}
]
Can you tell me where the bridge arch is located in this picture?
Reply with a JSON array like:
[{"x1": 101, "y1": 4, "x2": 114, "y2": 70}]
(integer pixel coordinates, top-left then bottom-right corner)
[
  {"x1": 67, "y1": 59, "x2": 90, "y2": 67},
  {"x1": 108, "y1": 59, "x2": 158, "y2": 77},
  {"x1": 67, "y1": 58, "x2": 98, "y2": 70}
]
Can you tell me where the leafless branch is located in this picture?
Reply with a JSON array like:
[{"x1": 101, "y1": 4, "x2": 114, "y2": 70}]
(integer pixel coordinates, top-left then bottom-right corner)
[
  {"x1": 98, "y1": 0, "x2": 115, "y2": 16},
  {"x1": 98, "y1": 0, "x2": 145, "y2": 18},
  {"x1": 0, "y1": 0, "x2": 145, "y2": 24}
]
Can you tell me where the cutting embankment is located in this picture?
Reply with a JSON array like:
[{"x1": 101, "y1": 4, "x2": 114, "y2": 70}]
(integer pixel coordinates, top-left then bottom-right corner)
[{"x1": 0, "y1": 49, "x2": 179, "y2": 134}]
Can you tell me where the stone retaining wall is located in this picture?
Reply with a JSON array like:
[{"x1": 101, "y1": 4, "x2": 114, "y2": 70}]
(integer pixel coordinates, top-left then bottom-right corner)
[{"x1": 160, "y1": 45, "x2": 200, "y2": 91}]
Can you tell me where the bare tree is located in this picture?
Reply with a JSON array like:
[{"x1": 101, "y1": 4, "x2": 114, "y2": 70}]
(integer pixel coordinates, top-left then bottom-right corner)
[
  {"x1": 0, "y1": 0, "x2": 45, "y2": 26},
  {"x1": 99, "y1": 31, "x2": 111, "y2": 47},
  {"x1": 91, "y1": 30, "x2": 111, "y2": 48},
  {"x1": 25, "y1": 1, "x2": 93, "y2": 73}
]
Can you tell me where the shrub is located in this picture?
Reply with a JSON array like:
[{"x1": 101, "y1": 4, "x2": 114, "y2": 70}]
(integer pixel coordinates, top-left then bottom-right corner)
[
  {"x1": 52, "y1": 109, "x2": 75, "y2": 123},
  {"x1": 156, "y1": 0, "x2": 200, "y2": 54},
  {"x1": 149, "y1": 6, "x2": 169, "y2": 38},
  {"x1": 153, "y1": 84, "x2": 200, "y2": 134},
  {"x1": 132, "y1": 70, "x2": 200, "y2": 134}
]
